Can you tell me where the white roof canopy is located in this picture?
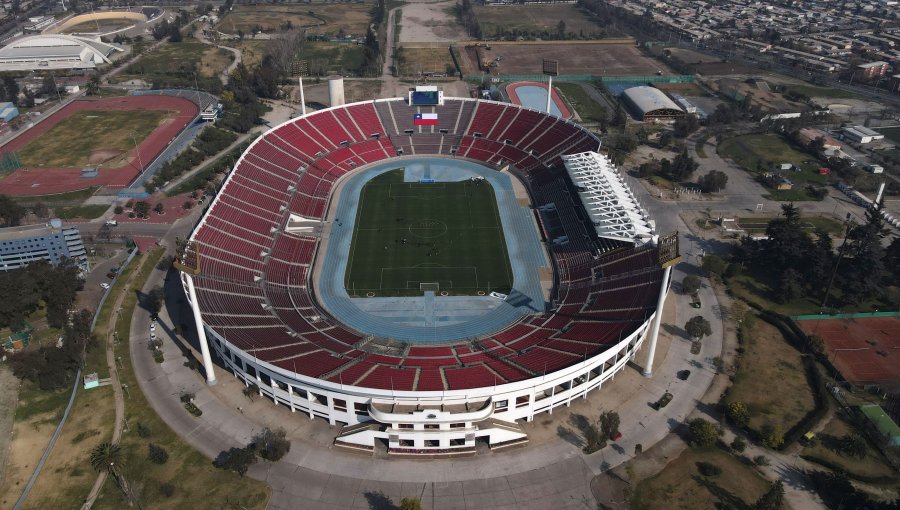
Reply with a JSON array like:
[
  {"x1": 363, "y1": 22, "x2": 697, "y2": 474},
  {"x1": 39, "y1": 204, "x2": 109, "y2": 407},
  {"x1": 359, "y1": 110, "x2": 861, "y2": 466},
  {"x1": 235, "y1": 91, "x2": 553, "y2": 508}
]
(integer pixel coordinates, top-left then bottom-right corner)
[{"x1": 562, "y1": 151, "x2": 655, "y2": 244}]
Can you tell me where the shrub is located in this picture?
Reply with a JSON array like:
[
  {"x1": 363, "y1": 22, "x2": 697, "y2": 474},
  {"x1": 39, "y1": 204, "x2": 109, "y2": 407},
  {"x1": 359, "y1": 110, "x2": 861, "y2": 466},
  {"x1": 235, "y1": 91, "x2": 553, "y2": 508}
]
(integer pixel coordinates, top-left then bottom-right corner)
[
  {"x1": 754, "y1": 455, "x2": 770, "y2": 466},
  {"x1": 183, "y1": 201, "x2": 192, "y2": 210},
  {"x1": 730, "y1": 436, "x2": 747, "y2": 453},
  {"x1": 682, "y1": 275, "x2": 701, "y2": 295},
  {"x1": 114, "y1": 206, "x2": 124, "y2": 215},
  {"x1": 148, "y1": 443, "x2": 169, "y2": 464},
  {"x1": 761, "y1": 423, "x2": 784, "y2": 449},
  {"x1": 184, "y1": 402, "x2": 202, "y2": 417},
  {"x1": 137, "y1": 422, "x2": 151, "y2": 438},
  {"x1": 726, "y1": 401, "x2": 750, "y2": 428},
  {"x1": 159, "y1": 482, "x2": 175, "y2": 497},
  {"x1": 688, "y1": 418, "x2": 719, "y2": 448},
  {"x1": 180, "y1": 392, "x2": 195, "y2": 404},
  {"x1": 696, "y1": 461, "x2": 722, "y2": 477},
  {"x1": 152, "y1": 350, "x2": 164, "y2": 363}
]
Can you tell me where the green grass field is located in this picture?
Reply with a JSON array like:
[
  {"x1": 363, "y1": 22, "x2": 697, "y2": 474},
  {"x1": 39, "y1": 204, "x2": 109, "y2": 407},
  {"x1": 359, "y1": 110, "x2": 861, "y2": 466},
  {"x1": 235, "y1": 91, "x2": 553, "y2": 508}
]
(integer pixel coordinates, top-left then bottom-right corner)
[
  {"x1": 555, "y1": 83, "x2": 607, "y2": 124},
  {"x1": 345, "y1": 170, "x2": 512, "y2": 297},
  {"x1": 718, "y1": 134, "x2": 828, "y2": 183},
  {"x1": 17, "y1": 110, "x2": 171, "y2": 168}
]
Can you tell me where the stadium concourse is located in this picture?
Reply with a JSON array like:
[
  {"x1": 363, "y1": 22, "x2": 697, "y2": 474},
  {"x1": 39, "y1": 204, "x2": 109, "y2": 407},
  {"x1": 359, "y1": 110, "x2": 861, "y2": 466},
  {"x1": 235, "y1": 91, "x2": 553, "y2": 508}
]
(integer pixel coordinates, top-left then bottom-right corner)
[{"x1": 179, "y1": 94, "x2": 673, "y2": 455}]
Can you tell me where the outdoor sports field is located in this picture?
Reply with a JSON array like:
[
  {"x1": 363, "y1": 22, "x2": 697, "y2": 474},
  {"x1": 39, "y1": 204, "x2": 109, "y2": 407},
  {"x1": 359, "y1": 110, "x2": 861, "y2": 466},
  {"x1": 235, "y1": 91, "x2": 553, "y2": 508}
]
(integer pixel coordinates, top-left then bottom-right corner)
[{"x1": 344, "y1": 169, "x2": 513, "y2": 297}]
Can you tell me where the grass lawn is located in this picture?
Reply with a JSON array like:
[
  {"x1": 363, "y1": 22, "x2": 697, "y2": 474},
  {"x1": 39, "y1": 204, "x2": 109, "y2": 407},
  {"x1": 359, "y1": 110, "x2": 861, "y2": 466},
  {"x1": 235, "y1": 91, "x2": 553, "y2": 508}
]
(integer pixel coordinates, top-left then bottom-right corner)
[
  {"x1": 629, "y1": 447, "x2": 771, "y2": 510},
  {"x1": 725, "y1": 317, "x2": 816, "y2": 436},
  {"x1": 54, "y1": 204, "x2": 110, "y2": 220},
  {"x1": 784, "y1": 84, "x2": 861, "y2": 100},
  {"x1": 877, "y1": 126, "x2": 900, "y2": 144},
  {"x1": 345, "y1": 169, "x2": 512, "y2": 297},
  {"x1": 300, "y1": 41, "x2": 367, "y2": 76},
  {"x1": 474, "y1": 4, "x2": 606, "y2": 38},
  {"x1": 802, "y1": 413, "x2": 899, "y2": 484},
  {"x1": 397, "y1": 46, "x2": 456, "y2": 77},
  {"x1": 736, "y1": 216, "x2": 843, "y2": 235},
  {"x1": 119, "y1": 41, "x2": 231, "y2": 81},
  {"x1": 17, "y1": 110, "x2": 171, "y2": 168},
  {"x1": 718, "y1": 134, "x2": 829, "y2": 185},
  {"x1": 555, "y1": 82, "x2": 607, "y2": 124},
  {"x1": 728, "y1": 272, "x2": 892, "y2": 316},
  {"x1": 764, "y1": 188, "x2": 825, "y2": 202},
  {"x1": 218, "y1": 3, "x2": 371, "y2": 37}
]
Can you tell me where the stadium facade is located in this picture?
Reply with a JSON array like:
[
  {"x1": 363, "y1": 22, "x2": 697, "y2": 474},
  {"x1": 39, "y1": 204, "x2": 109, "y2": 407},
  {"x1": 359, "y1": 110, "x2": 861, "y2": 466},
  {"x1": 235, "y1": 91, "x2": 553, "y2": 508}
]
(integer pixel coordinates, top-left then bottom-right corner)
[
  {"x1": 179, "y1": 94, "x2": 675, "y2": 455},
  {"x1": 0, "y1": 34, "x2": 122, "y2": 72},
  {"x1": 0, "y1": 220, "x2": 87, "y2": 272}
]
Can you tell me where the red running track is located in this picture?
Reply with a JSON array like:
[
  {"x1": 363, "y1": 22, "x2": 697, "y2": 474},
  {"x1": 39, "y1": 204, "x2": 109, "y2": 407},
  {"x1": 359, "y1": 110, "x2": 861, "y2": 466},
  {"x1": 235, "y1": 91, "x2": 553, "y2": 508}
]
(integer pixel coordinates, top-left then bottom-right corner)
[{"x1": 0, "y1": 96, "x2": 198, "y2": 196}]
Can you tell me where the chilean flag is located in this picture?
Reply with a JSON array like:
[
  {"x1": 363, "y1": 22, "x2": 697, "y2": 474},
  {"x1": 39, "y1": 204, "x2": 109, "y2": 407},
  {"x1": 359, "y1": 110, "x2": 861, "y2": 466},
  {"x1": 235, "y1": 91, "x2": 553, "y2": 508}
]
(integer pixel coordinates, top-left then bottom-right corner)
[{"x1": 414, "y1": 113, "x2": 438, "y2": 126}]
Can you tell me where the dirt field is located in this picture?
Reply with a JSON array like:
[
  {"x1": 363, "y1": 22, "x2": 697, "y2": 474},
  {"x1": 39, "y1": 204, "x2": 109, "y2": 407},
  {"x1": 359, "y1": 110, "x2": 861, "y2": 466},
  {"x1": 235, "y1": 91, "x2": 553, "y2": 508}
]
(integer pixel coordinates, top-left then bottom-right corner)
[
  {"x1": 726, "y1": 318, "x2": 816, "y2": 435},
  {"x1": 796, "y1": 315, "x2": 900, "y2": 388},
  {"x1": 16, "y1": 109, "x2": 172, "y2": 168},
  {"x1": 461, "y1": 42, "x2": 666, "y2": 76},
  {"x1": 398, "y1": 0, "x2": 467, "y2": 43},
  {"x1": 397, "y1": 45, "x2": 457, "y2": 77},
  {"x1": 230, "y1": 39, "x2": 269, "y2": 69},
  {"x1": 61, "y1": 18, "x2": 134, "y2": 34},
  {"x1": 218, "y1": 4, "x2": 371, "y2": 38},
  {"x1": 474, "y1": 4, "x2": 607, "y2": 38}
]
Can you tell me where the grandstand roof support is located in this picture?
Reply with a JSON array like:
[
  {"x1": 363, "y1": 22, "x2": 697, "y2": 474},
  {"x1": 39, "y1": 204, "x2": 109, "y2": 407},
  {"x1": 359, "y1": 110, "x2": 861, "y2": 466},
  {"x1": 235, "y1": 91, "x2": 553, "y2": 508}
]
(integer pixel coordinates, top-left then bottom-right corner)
[
  {"x1": 184, "y1": 273, "x2": 217, "y2": 385},
  {"x1": 642, "y1": 264, "x2": 672, "y2": 378}
]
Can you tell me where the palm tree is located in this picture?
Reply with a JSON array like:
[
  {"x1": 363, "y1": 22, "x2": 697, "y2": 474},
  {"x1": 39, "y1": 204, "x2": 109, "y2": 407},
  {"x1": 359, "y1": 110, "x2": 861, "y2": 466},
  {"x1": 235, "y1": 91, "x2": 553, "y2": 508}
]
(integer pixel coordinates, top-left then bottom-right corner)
[{"x1": 90, "y1": 442, "x2": 134, "y2": 506}]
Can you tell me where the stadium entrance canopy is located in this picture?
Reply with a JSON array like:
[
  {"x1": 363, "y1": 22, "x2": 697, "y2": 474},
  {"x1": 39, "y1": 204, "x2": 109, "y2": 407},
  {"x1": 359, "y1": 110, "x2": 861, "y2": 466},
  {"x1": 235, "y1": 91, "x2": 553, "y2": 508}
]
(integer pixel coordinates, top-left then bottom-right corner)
[{"x1": 562, "y1": 151, "x2": 655, "y2": 245}]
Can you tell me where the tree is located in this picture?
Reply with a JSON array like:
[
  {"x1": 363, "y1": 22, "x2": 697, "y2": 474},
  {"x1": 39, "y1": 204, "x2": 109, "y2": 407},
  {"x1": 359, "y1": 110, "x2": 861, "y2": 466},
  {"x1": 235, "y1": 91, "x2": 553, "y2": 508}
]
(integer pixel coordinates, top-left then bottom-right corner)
[
  {"x1": 599, "y1": 410, "x2": 620, "y2": 441},
  {"x1": 556, "y1": 19, "x2": 566, "y2": 38},
  {"x1": 90, "y1": 442, "x2": 134, "y2": 504},
  {"x1": 688, "y1": 418, "x2": 718, "y2": 447},
  {"x1": 400, "y1": 498, "x2": 423, "y2": 510},
  {"x1": 583, "y1": 421, "x2": 604, "y2": 453},
  {"x1": 661, "y1": 149, "x2": 699, "y2": 181},
  {"x1": 153, "y1": 202, "x2": 165, "y2": 214},
  {"x1": 148, "y1": 443, "x2": 169, "y2": 464},
  {"x1": 701, "y1": 254, "x2": 727, "y2": 277},
  {"x1": 682, "y1": 275, "x2": 701, "y2": 295},
  {"x1": 726, "y1": 401, "x2": 750, "y2": 428},
  {"x1": 0, "y1": 194, "x2": 26, "y2": 227},
  {"x1": 145, "y1": 286, "x2": 164, "y2": 315},
  {"x1": 213, "y1": 446, "x2": 257, "y2": 477},
  {"x1": 754, "y1": 480, "x2": 785, "y2": 510},
  {"x1": 611, "y1": 103, "x2": 626, "y2": 127},
  {"x1": 672, "y1": 114, "x2": 699, "y2": 138},
  {"x1": 33, "y1": 202, "x2": 49, "y2": 219},
  {"x1": 250, "y1": 428, "x2": 291, "y2": 462},
  {"x1": 685, "y1": 315, "x2": 712, "y2": 340},
  {"x1": 134, "y1": 201, "x2": 150, "y2": 218},
  {"x1": 86, "y1": 74, "x2": 100, "y2": 96},
  {"x1": 698, "y1": 170, "x2": 728, "y2": 192},
  {"x1": 777, "y1": 267, "x2": 804, "y2": 302}
]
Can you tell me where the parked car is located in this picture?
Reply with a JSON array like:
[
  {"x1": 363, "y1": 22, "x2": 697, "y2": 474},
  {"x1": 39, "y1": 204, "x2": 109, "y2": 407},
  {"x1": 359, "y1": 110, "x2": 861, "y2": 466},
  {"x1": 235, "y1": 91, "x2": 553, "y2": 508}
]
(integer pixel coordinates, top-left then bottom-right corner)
[
  {"x1": 106, "y1": 272, "x2": 115, "y2": 279},
  {"x1": 100, "y1": 282, "x2": 110, "y2": 289}
]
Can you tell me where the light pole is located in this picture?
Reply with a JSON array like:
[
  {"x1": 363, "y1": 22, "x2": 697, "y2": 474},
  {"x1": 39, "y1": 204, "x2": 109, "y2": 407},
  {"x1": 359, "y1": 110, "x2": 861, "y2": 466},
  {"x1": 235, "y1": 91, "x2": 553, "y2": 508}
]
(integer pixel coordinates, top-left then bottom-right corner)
[{"x1": 130, "y1": 131, "x2": 144, "y2": 172}]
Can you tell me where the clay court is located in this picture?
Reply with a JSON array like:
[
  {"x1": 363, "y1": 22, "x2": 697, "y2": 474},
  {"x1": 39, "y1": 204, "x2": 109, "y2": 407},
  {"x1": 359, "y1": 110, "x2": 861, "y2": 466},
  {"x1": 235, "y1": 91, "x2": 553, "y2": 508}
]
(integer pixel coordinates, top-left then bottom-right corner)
[
  {"x1": 461, "y1": 42, "x2": 668, "y2": 76},
  {"x1": 0, "y1": 95, "x2": 198, "y2": 196},
  {"x1": 796, "y1": 315, "x2": 900, "y2": 389}
]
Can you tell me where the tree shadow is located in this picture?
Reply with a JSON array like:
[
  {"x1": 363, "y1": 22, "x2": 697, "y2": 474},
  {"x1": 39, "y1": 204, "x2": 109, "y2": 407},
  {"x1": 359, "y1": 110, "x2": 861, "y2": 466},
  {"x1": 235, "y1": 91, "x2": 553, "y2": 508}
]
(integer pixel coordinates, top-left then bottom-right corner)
[
  {"x1": 662, "y1": 323, "x2": 689, "y2": 340},
  {"x1": 693, "y1": 475, "x2": 751, "y2": 510},
  {"x1": 363, "y1": 491, "x2": 397, "y2": 510},
  {"x1": 557, "y1": 424, "x2": 585, "y2": 448}
]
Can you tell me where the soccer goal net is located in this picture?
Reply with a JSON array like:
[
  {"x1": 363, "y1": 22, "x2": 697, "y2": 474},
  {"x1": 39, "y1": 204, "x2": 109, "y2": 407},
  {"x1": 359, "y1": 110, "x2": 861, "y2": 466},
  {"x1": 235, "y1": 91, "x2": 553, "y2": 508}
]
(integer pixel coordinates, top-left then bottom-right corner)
[{"x1": 419, "y1": 282, "x2": 440, "y2": 291}]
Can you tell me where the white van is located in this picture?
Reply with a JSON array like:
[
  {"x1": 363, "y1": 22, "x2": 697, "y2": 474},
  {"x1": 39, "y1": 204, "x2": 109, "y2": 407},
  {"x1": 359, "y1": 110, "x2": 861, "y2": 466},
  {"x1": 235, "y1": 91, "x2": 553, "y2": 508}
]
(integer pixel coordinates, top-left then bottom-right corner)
[{"x1": 105, "y1": 220, "x2": 117, "y2": 226}]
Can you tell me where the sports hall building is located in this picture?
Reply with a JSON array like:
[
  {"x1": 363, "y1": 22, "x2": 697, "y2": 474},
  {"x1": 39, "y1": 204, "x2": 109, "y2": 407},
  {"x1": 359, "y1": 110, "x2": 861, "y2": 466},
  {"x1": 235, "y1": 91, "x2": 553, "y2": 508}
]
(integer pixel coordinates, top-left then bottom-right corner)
[{"x1": 179, "y1": 90, "x2": 677, "y2": 455}]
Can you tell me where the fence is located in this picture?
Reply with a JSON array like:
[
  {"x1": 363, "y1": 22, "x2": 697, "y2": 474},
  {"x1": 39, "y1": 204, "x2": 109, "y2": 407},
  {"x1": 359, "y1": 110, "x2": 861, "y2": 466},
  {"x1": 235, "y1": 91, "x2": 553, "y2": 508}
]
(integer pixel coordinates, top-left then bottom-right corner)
[
  {"x1": 465, "y1": 74, "x2": 695, "y2": 84},
  {"x1": 792, "y1": 311, "x2": 900, "y2": 321}
]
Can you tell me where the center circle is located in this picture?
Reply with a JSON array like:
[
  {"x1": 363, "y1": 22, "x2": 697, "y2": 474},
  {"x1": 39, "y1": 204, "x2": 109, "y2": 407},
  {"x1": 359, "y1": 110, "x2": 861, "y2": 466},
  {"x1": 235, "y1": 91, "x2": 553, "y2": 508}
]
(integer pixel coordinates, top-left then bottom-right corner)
[{"x1": 408, "y1": 218, "x2": 447, "y2": 239}]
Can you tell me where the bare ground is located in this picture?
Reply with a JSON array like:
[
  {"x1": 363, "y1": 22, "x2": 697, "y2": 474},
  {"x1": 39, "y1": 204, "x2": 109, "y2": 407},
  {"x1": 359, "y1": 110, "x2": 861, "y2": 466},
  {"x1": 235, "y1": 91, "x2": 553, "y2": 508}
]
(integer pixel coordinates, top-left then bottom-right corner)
[{"x1": 398, "y1": 0, "x2": 468, "y2": 43}]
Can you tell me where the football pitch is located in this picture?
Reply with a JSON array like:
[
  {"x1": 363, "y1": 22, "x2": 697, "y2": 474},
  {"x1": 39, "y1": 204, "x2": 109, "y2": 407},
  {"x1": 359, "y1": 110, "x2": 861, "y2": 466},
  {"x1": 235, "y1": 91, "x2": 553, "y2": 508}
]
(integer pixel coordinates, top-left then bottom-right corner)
[{"x1": 344, "y1": 169, "x2": 513, "y2": 297}]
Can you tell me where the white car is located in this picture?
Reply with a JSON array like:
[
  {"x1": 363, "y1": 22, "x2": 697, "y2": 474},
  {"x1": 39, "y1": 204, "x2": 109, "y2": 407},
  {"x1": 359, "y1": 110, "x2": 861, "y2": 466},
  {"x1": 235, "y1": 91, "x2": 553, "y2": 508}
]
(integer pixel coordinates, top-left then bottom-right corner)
[
  {"x1": 149, "y1": 323, "x2": 156, "y2": 332},
  {"x1": 150, "y1": 332, "x2": 157, "y2": 340},
  {"x1": 100, "y1": 283, "x2": 110, "y2": 289}
]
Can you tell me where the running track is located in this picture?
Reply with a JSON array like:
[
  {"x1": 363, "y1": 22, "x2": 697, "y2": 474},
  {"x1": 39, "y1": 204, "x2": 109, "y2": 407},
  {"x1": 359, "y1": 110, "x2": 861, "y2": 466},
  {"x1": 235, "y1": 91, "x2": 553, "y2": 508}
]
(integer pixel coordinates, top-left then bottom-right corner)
[{"x1": 0, "y1": 96, "x2": 198, "y2": 196}]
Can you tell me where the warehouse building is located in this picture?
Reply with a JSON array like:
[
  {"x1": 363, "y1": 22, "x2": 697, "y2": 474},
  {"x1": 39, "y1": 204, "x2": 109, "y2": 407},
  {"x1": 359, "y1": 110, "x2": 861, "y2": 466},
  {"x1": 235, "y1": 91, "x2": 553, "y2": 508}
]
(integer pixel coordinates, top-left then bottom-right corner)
[{"x1": 620, "y1": 86, "x2": 684, "y2": 122}]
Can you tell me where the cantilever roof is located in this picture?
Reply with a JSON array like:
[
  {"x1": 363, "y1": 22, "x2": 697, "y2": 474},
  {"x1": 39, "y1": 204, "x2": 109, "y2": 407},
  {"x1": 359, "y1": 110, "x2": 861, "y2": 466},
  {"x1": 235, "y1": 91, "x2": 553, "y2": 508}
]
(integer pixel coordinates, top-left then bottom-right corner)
[
  {"x1": 621, "y1": 86, "x2": 683, "y2": 116},
  {"x1": 562, "y1": 151, "x2": 655, "y2": 244}
]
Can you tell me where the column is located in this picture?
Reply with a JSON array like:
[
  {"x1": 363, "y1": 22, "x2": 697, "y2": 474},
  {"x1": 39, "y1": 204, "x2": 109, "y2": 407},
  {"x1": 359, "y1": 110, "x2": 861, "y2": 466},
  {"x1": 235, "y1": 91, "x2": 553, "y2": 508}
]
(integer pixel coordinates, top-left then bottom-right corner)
[
  {"x1": 184, "y1": 273, "x2": 217, "y2": 385},
  {"x1": 643, "y1": 265, "x2": 672, "y2": 378}
]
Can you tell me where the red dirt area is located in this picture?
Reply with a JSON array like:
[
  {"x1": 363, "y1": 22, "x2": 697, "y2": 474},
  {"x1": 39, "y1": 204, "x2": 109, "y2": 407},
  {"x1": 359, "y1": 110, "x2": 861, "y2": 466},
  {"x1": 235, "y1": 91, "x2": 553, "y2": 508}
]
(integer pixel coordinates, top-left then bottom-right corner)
[
  {"x1": 506, "y1": 81, "x2": 572, "y2": 119},
  {"x1": 797, "y1": 316, "x2": 900, "y2": 388},
  {"x1": 132, "y1": 236, "x2": 160, "y2": 254},
  {"x1": 0, "y1": 95, "x2": 198, "y2": 196},
  {"x1": 113, "y1": 193, "x2": 199, "y2": 225}
]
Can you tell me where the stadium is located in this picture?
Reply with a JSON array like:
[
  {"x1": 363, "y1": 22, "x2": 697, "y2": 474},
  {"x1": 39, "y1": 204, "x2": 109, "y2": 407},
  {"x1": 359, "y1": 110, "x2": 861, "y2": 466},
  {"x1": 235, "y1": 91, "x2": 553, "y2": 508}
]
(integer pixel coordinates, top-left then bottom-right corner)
[{"x1": 179, "y1": 88, "x2": 678, "y2": 455}]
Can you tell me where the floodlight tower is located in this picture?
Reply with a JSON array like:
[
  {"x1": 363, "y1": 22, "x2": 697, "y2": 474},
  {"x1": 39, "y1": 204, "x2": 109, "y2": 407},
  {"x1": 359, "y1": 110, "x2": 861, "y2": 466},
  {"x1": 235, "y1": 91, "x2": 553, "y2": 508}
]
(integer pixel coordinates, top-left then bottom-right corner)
[{"x1": 542, "y1": 59, "x2": 559, "y2": 115}]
